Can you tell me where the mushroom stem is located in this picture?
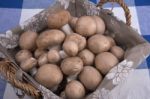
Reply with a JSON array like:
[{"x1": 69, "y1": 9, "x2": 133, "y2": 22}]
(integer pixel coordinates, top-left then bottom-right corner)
[
  {"x1": 48, "y1": 45, "x2": 69, "y2": 59},
  {"x1": 59, "y1": 50, "x2": 68, "y2": 59},
  {"x1": 29, "y1": 67, "x2": 37, "y2": 77},
  {"x1": 67, "y1": 73, "x2": 78, "y2": 82},
  {"x1": 61, "y1": 24, "x2": 73, "y2": 35},
  {"x1": 48, "y1": 45, "x2": 61, "y2": 51}
]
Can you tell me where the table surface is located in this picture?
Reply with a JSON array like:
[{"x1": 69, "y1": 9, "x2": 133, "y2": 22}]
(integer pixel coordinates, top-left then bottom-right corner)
[{"x1": 0, "y1": 0, "x2": 150, "y2": 99}]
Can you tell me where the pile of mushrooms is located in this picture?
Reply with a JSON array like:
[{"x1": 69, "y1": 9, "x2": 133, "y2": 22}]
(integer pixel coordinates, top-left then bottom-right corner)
[{"x1": 15, "y1": 10, "x2": 125, "y2": 99}]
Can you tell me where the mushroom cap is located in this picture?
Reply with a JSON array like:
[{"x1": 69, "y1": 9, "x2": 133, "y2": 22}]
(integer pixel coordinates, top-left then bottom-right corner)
[
  {"x1": 61, "y1": 57, "x2": 83, "y2": 76},
  {"x1": 69, "y1": 17, "x2": 78, "y2": 30},
  {"x1": 65, "y1": 33, "x2": 86, "y2": 51},
  {"x1": 36, "y1": 29, "x2": 65, "y2": 49},
  {"x1": 106, "y1": 36, "x2": 116, "y2": 47},
  {"x1": 15, "y1": 50, "x2": 32, "y2": 63},
  {"x1": 78, "y1": 49, "x2": 95, "y2": 66},
  {"x1": 79, "y1": 66, "x2": 102, "y2": 91},
  {"x1": 20, "y1": 57, "x2": 37, "y2": 72},
  {"x1": 75, "y1": 16, "x2": 96, "y2": 37},
  {"x1": 38, "y1": 53, "x2": 48, "y2": 66},
  {"x1": 63, "y1": 41, "x2": 78, "y2": 56},
  {"x1": 110, "y1": 46, "x2": 124, "y2": 60},
  {"x1": 47, "y1": 10, "x2": 71, "y2": 29},
  {"x1": 92, "y1": 16, "x2": 105, "y2": 34},
  {"x1": 35, "y1": 64, "x2": 63, "y2": 89},
  {"x1": 88, "y1": 34, "x2": 111, "y2": 54},
  {"x1": 34, "y1": 49, "x2": 47, "y2": 59},
  {"x1": 95, "y1": 52, "x2": 119, "y2": 75},
  {"x1": 65, "y1": 80, "x2": 85, "y2": 99},
  {"x1": 47, "y1": 49, "x2": 61, "y2": 63},
  {"x1": 19, "y1": 31, "x2": 38, "y2": 50}
]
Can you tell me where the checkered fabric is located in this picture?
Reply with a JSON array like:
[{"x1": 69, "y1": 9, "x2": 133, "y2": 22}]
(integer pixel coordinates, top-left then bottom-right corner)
[{"x1": 0, "y1": 0, "x2": 150, "y2": 98}]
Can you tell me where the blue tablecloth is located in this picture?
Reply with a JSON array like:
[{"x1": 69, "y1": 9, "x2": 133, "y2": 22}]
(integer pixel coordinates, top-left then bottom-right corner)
[{"x1": 0, "y1": 0, "x2": 150, "y2": 99}]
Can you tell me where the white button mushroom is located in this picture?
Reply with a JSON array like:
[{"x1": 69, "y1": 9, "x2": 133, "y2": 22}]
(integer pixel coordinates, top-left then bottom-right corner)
[
  {"x1": 79, "y1": 66, "x2": 103, "y2": 91},
  {"x1": 95, "y1": 52, "x2": 119, "y2": 75},
  {"x1": 35, "y1": 64, "x2": 63, "y2": 89},
  {"x1": 65, "y1": 80, "x2": 85, "y2": 99}
]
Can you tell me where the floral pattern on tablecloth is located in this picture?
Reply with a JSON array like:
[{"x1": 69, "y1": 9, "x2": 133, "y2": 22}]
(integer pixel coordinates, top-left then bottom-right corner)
[
  {"x1": 106, "y1": 60, "x2": 134, "y2": 85},
  {"x1": 92, "y1": 88, "x2": 111, "y2": 99}
]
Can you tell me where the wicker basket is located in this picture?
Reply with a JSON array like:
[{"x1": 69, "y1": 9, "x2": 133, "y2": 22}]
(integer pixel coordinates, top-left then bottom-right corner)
[{"x1": 0, "y1": 0, "x2": 150, "y2": 99}]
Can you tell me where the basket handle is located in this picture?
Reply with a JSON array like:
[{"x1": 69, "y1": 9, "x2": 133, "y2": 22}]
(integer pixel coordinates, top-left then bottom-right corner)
[{"x1": 97, "y1": 0, "x2": 131, "y2": 26}]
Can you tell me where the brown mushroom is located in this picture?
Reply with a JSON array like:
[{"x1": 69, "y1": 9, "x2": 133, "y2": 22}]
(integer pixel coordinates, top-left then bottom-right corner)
[
  {"x1": 34, "y1": 49, "x2": 47, "y2": 59},
  {"x1": 38, "y1": 53, "x2": 48, "y2": 66},
  {"x1": 20, "y1": 57, "x2": 37, "y2": 72},
  {"x1": 65, "y1": 33, "x2": 86, "y2": 50},
  {"x1": 69, "y1": 17, "x2": 78, "y2": 31},
  {"x1": 47, "y1": 49, "x2": 61, "y2": 63},
  {"x1": 95, "y1": 52, "x2": 119, "y2": 75},
  {"x1": 35, "y1": 64, "x2": 63, "y2": 89},
  {"x1": 47, "y1": 10, "x2": 73, "y2": 35},
  {"x1": 63, "y1": 41, "x2": 78, "y2": 56},
  {"x1": 62, "y1": 33, "x2": 86, "y2": 57},
  {"x1": 60, "y1": 57, "x2": 83, "y2": 81},
  {"x1": 110, "y1": 46, "x2": 125, "y2": 60},
  {"x1": 65, "y1": 80, "x2": 85, "y2": 99},
  {"x1": 106, "y1": 36, "x2": 116, "y2": 47},
  {"x1": 92, "y1": 16, "x2": 105, "y2": 34},
  {"x1": 19, "y1": 31, "x2": 38, "y2": 50},
  {"x1": 78, "y1": 49, "x2": 95, "y2": 66},
  {"x1": 88, "y1": 34, "x2": 111, "y2": 54},
  {"x1": 15, "y1": 50, "x2": 32, "y2": 63},
  {"x1": 79, "y1": 66, "x2": 102, "y2": 91},
  {"x1": 36, "y1": 29, "x2": 65, "y2": 49},
  {"x1": 76, "y1": 16, "x2": 97, "y2": 37}
]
